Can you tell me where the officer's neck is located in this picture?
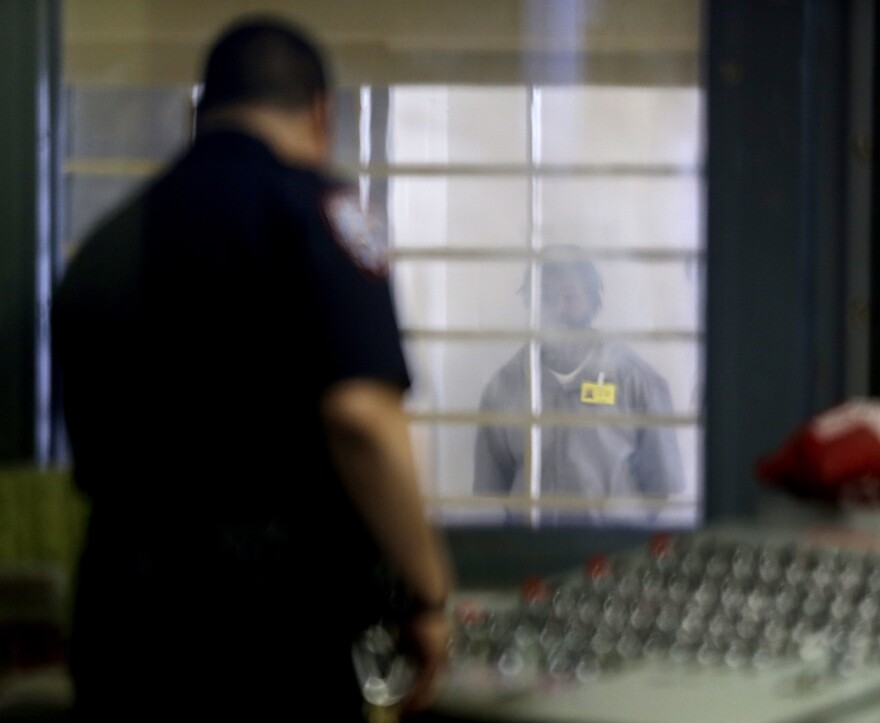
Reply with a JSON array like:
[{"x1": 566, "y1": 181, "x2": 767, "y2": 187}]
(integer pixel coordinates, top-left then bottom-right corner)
[{"x1": 198, "y1": 102, "x2": 329, "y2": 168}]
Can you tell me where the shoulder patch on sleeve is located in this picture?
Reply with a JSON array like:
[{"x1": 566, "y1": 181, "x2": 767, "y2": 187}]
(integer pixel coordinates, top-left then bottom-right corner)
[{"x1": 321, "y1": 188, "x2": 389, "y2": 278}]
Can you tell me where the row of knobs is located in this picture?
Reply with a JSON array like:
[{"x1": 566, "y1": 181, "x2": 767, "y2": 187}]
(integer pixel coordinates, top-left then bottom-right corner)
[{"x1": 450, "y1": 533, "x2": 880, "y2": 686}]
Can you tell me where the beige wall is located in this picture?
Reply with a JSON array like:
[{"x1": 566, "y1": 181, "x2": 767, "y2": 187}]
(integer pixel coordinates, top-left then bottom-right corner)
[{"x1": 63, "y1": 0, "x2": 701, "y2": 86}]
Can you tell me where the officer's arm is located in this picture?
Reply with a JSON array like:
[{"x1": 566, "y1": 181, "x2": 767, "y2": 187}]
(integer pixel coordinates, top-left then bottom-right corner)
[
  {"x1": 321, "y1": 377, "x2": 453, "y2": 608},
  {"x1": 320, "y1": 377, "x2": 454, "y2": 711}
]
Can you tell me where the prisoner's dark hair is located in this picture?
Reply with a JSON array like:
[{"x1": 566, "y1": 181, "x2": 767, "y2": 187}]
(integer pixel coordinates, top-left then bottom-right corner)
[
  {"x1": 198, "y1": 16, "x2": 328, "y2": 114},
  {"x1": 518, "y1": 244, "x2": 604, "y2": 318}
]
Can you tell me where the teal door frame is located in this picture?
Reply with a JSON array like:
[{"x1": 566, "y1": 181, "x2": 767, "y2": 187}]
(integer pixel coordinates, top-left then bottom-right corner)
[{"x1": 0, "y1": 0, "x2": 60, "y2": 463}]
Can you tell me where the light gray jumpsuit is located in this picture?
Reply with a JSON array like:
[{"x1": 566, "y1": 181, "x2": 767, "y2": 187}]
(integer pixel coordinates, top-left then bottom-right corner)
[{"x1": 474, "y1": 341, "x2": 685, "y2": 523}]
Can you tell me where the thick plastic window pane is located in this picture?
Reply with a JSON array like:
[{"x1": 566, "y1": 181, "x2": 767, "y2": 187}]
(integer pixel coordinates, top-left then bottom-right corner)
[
  {"x1": 393, "y1": 259, "x2": 533, "y2": 331},
  {"x1": 411, "y1": 422, "x2": 483, "y2": 498},
  {"x1": 479, "y1": 425, "x2": 699, "y2": 526},
  {"x1": 409, "y1": 421, "x2": 525, "y2": 524},
  {"x1": 414, "y1": 421, "x2": 700, "y2": 529},
  {"x1": 598, "y1": 258, "x2": 701, "y2": 332},
  {"x1": 538, "y1": 176, "x2": 702, "y2": 251},
  {"x1": 403, "y1": 337, "x2": 698, "y2": 417},
  {"x1": 613, "y1": 340, "x2": 701, "y2": 416},
  {"x1": 390, "y1": 176, "x2": 530, "y2": 249},
  {"x1": 66, "y1": 174, "x2": 147, "y2": 249},
  {"x1": 509, "y1": 475, "x2": 700, "y2": 528},
  {"x1": 68, "y1": 85, "x2": 190, "y2": 160},
  {"x1": 331, "y1": 86, "x2": 360, "y2": 167},
  {"x1": 523, "y1": 422, "x2": 691, "y2": 498},
  {"x1": 529, "y1": 256, "x2": 702, "y2": 333},
  {"x1": 538, "y1": 86, "x2": 703, "y2": 166},
  {"x1": 388, "y1": 86, "x2": 528, "y2": 165},
  {"x1": 404, "y1": 338, "x2": 527, "y2": 414}
]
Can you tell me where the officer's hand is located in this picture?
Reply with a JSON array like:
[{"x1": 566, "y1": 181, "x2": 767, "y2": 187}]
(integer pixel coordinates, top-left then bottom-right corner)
[{"x1": 399, "y1": 608, "x2": 452, "y2": 714}]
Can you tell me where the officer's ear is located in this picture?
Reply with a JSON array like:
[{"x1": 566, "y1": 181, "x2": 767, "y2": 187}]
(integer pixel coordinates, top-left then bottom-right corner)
[{"x1": 190, "y1": 84, "x2": 205, "y2": 144}]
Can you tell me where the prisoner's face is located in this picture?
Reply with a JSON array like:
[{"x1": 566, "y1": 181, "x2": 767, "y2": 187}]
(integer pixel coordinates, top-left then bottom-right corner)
[{"x1": 540, "y1": 265, "x2": 596, "y2": 329}]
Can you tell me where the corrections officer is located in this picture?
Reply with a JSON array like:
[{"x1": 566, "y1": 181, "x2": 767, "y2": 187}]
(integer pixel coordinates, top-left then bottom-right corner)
[
  {"x1": 52, "y1": 16, "x2": 454, "y2": 720},
  {"x1": 473, "y1": 244, "x2": 685, "y2": 524}
]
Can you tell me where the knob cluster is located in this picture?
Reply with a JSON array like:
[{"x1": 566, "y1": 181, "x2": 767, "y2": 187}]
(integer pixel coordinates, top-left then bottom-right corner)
[{"x1": 450, "y1": 533, "x2": 880, "y2": 687}]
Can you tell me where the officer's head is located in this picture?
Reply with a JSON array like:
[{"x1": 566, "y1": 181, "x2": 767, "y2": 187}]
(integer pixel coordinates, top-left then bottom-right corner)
[
  {"x1": 195, "y1": 17, "x2": 331, "y2": 162},
  {"x1": 519, "y1": 244, "x2": 603, "y2": 329},
  {"x1": 199, "y1": 17, "x2": 328, "y2": 115}
]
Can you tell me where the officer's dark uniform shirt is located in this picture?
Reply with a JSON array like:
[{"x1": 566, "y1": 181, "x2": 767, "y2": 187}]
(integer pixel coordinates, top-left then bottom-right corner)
[{"x1": 51, "y1": 129, "x2": 410, "y2": 717}]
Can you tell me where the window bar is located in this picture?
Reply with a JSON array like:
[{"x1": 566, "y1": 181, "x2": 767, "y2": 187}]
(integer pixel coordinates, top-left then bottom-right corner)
[
  {"x1": 526, "y1": 84, "x2": 543, "y2": 527},
  {"x1": 358, "y1": 85, "x2": 372, "y2": 209},
  {"x1": 35, "y1": 0, "x2": 58, "y2": 464}
]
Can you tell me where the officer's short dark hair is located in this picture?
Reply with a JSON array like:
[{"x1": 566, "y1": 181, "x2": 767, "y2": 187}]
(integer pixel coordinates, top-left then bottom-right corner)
[
  {"x1": 518, "y1": 244, "x2": 604, "y2": 318},
  {"x1": 198, "y1": 16, "x2": 329, "y2": 114}
]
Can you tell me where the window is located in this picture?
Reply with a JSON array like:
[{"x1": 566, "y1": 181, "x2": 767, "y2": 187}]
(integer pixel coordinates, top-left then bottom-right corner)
[
  {"x1": 383, "y1": 85, "x2": 704, "y2": 528},
  {"x1": 59, "y1": 0, "x2": 705, "y2": 530}
]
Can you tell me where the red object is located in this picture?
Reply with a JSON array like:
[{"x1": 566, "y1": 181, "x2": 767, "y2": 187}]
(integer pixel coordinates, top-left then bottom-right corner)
[
  {"x1": 454, "y1": 600, "x2": 487, "y2": 625},
  {"x1": 649, "y1": 533, "x2": 673, "y2": 557},
  {"x1": 521, "y1": 576, "x2": 550, "y2": 602},
  {"x1": 584, "y1": 554, "x2": 610, "y2": 579},
  {"x1": 755, "y1": 399, "x2": 880, "y2": 502}
]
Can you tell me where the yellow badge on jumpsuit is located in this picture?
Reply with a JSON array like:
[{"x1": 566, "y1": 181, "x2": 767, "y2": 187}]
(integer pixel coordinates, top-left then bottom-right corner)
[
  {"x1": 581, "y1": 372, "x2": 616, "y2": 405},
  {"x1": 323, "y1": 188, "x2": 389, "y2": 278}
]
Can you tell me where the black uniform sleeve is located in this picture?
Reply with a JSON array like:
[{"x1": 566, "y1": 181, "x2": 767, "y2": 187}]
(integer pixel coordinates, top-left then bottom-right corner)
[{"x1": 299, "y1": 181, "x2": 411, "y2": 391}]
